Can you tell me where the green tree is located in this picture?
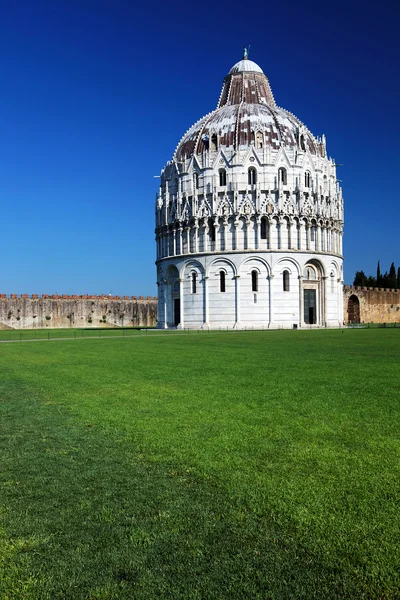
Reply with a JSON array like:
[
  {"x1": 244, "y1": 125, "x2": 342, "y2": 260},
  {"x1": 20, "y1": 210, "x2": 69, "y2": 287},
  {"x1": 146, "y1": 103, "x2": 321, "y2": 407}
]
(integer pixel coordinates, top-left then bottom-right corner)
[
  {"x1": 353, "y1": 271, "x2": 366, "y2": 286},
  {"x1": 397, "y1": 266, "x2": 400, "y2": 289},
  {"x1": 389, "y1": 262, "x2": 397, "y2": 289},
  {"x1": 377, "y1": 260, "x2": 382, "y2": 287}
]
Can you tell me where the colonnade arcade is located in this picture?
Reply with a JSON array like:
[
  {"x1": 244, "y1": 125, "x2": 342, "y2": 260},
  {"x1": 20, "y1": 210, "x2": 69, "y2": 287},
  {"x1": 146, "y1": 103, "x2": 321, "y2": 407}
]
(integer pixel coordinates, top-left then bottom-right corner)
[{"x1": 156, "y1": 215, "x2": 342, "y2": 260}]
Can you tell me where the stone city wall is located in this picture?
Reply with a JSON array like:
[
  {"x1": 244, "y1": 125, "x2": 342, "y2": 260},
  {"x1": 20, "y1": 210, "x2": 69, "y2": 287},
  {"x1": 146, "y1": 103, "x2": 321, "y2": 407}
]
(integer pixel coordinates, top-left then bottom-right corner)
[
  {"x1": 343, "y1": 286, "x2": 400, "y2": 323},
  {"x1": 0, "y1": 295, "x2": 158, "y2": 329}
]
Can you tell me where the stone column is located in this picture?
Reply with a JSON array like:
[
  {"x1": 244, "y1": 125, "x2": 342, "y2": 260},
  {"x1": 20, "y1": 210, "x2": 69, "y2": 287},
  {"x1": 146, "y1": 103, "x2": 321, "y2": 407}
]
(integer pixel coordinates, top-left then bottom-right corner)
[
  {"x1": 245, "y1": 218, "x2": 251, "y2": 250},
  {"x1": 234, "y1": 275, "x2": 241, "y2": 328},
  {"x1": 163, "y1": 281, "x2": 168, "y2": 328},
  {"x1": 178, "y1": 226, "x2": 183, "y2": 255},
  {"x1": 193, "y1": 220, "x2": 198, "y2": 253},
  {"x1": 214, "y1": 218, "x2": 220, "y2": 252},
  {"x1": 268, "y1": 274, "x2": 274, "y2": 327},
  {"x1": 321, "y1": 276, "x2": 327, "y2": 326},
  {"x1": 255, "y1": 217, "x2": 260, "y2": 250},
  {"x1": 203, "y1": 275, "x2": 209, "y2": 327},
  {"x1": 233, "y1": 218, "x2": 239, "y2": 250},
  {"x1": 178, "y1": 277, "x2": 184, "y2": 328},
  {"x1": 222, "y1": 217, "x2": 227, "y2": 251},
  {"x1": 203, "y1": 222, "x2": 209, "y2": 253},
  {"x1": 268, "y1": 218, "x2": 275, "y2": 249},
  {"x1": 173, "y1": 229, "x2": 176, "y2": 256},
  {"x1": 298, "y1": 276, "x2": 303, "y2": 327},
  {"x1": 186, "y1": 227, "x2": 191, "y2": 254}
]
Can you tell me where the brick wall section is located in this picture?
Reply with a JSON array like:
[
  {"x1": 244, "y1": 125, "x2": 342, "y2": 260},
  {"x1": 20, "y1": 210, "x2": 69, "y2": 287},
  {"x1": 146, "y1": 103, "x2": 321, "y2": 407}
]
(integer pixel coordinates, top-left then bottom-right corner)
[
  {"x1": 0, "y1": 295, "x2": 158, "y2": 329},
  {"x1": 343, "y1": 286, "x2": 400, "y2": 323}
]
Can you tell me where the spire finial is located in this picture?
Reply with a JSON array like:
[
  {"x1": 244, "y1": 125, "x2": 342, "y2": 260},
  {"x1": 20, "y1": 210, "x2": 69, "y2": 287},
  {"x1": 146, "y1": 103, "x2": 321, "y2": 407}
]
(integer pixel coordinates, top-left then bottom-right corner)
[{"x1": 243, "y1": 46, "x2": 249, "y2": 60}]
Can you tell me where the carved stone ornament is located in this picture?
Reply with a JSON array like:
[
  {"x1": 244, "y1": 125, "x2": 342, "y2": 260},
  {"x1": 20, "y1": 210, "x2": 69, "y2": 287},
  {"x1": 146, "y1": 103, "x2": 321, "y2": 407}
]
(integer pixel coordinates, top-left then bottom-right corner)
[
  {"x1": 283, "y1": 199, "x2": 295, "y2": 215},
  {"x1": 198, "y1": 201, "x2": 210, "y2": 218},
  {"x1": 302, "y1": 200, "x2": 313, "y2": 216}
]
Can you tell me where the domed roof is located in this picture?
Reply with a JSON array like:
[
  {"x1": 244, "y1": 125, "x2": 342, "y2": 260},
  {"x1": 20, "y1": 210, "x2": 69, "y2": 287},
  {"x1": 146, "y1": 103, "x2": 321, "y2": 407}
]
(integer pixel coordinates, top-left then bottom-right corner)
[
  {"x1": 174, "y1": 52, "x2": 323, "y2": 162},
  {"x1": 228, "y1": 58, "x2": 263, "y2": 74}
]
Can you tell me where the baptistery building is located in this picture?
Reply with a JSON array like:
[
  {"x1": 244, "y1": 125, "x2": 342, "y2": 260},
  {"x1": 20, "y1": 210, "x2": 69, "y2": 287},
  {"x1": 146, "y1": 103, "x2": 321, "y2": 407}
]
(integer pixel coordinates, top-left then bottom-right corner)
[{"x1": 155, "y1": 51, "x2": 344, "y2": 329}]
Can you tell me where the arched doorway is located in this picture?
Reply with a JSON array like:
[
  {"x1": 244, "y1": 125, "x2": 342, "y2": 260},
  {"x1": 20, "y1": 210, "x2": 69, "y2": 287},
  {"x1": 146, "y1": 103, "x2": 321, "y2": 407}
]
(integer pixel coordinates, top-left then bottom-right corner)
[
  {"x1": 347, "y1": 295, "x2": 360, "y2": 323},
  {"x1": 166, "y1": 265, "x2": 180, "y2": 327},
  {"x1": 302, "y1": 260, "x2": 324, "y2": 325}
]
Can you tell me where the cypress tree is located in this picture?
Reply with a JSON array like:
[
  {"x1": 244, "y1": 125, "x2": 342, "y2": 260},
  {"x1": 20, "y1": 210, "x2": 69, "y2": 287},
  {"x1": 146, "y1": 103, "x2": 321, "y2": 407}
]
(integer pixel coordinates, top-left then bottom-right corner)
[
  {"x1": 377, "y1": 260, "x2": 382, "y2": 287},
  {"x1": 397, "y1": 266, "x2": 400, "y2": 289},
  {"x1": 389, "y1": 262, "x2": 396, "y2": 289}
]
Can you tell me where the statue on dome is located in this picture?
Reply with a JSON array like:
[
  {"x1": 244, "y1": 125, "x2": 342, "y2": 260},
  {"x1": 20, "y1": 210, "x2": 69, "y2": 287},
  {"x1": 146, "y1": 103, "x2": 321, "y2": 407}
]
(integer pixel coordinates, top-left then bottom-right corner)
[{"x1": 243, "y1": 46, "x2": 249, "y2": 59}]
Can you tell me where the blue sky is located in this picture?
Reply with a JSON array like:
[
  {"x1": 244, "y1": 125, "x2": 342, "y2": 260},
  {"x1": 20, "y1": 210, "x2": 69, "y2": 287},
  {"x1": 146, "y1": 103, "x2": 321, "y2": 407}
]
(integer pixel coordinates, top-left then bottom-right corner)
[{"x1": 0, "y1": 0, "x2": 399, "y2": 296}]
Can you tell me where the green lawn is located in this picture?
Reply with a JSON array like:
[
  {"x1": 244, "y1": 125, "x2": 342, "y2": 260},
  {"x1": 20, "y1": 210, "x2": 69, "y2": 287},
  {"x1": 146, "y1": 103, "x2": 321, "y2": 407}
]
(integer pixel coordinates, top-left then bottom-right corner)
[{"x1": 0, "y1": 330, "x2": 399, "y2": 599}]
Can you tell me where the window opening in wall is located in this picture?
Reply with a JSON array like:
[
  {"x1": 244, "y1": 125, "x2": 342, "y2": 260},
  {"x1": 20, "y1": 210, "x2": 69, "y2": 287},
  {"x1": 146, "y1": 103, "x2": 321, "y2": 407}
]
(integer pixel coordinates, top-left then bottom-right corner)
[
  {"x1": 191, "y1": 272, "x2": 197, "y2": 294},
  {"x1": 310, "y1": 227, "x2": 316, "y2": 242},
  {"x1": 193, "y1": 173, "x2": 199, "y2": 189},
  {"x1": 283, "y1": 270, "x2": 290, "y2": 291},
  {"x1": 219, "y1": 169, "x2": 226, "y2": 187},
  {"x1": 305, "y1": 171, "x2": 311, "y2": 188},
  {"x1": 256, "y1": 132, "x2": 263, "y2": 148},
  {"x1": 278, "y1": 167, "x2": 287, "y2": 185},
  {"x1": 330, "y1": 272, "x2": 335, "y2": 293},
  {"x1": 220, "y1": 271, "x2": 226, "y2": 292},
  {"x1": 260, "y1": 218, "x2": 267, "y2": 240},
  {"x1": 300, "y1": 134, "x2": 306, "y2": 151},
  {"x1": 248, "y1": 167, "x2": 257, "y2": 185},
  {"x1": 211, "y1": 134, "x2": 218, "y2": 152},
  {"x1": 304, "y1": 266, "x2": 317, "y2": 280},
  {"x1": 254, "y1": 293, "x2": 257, "y2": 303},
  {"x1": 208, "y1": 218, "x2": 216, "y2": 242},
  {"x1": 251, "y1": 270, "x2": 258, "y2": 292}
]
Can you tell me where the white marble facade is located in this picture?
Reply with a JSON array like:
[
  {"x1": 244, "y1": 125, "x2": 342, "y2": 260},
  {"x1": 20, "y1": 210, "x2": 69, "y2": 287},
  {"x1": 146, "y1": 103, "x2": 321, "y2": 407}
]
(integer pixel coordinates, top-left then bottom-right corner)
[{"x1": 155, "y1": 52, "x2": 344, "y2": 329}]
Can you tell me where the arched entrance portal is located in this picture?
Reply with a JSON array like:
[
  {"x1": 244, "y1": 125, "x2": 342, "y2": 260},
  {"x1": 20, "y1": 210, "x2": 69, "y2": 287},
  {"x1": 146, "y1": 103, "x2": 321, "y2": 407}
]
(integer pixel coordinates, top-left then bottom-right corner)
[
  {"x1": 302, "y1": 260, "x2": 324, "y2": 326},
  {"x1": 347, "y1": 295, "x2": 360, "y2": 323},
  {"x1": 166, "y1": 265, "x2": 180, "y2": 327}
]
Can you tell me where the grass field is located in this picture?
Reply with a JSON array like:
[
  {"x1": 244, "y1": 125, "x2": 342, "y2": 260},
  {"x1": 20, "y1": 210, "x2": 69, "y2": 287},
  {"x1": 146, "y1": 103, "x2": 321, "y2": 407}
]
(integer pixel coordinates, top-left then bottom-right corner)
[{"x1": 1, "y1": 329, "x2": 399, "y2": 599}]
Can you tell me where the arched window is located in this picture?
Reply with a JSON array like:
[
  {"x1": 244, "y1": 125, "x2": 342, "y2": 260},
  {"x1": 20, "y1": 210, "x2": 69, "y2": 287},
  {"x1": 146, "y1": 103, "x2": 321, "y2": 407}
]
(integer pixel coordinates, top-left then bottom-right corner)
[
  {"x1": 193, "y1": 173, "x2": 199, "y2": 189},
  {"x1": 260, "y1": 217, "x2": 267, "y2": 240},
  {"x1": 300, "y1": 134, "x2": 306, "y2": 151},
  {"x1": 219, "y1": 169, "x2": 226, "y2": 187},
  {"x1": 283, "y1": 270, "x2": 290, "y2": 292},
  {"x1": 211, "y1": 134, "x2": 218, "y2": 152},
  {"x1": 303, "y1": 266, "x2": 317, "y2": 280},
  {"x1": 248, "y1": 167, "x2": 257, "y2": 185},
  {"x1": 208, "y1": 218, "x2": 216, "y2": 242},
  {"x1": 191, "y1": 272, "x2": 197, "y2": 294},
  {"x1": 220, "y1": 271, "x2": 226, "y2": 292},
  {"x1": 278, "y1": 167, "x2": 287, "y2": 185},
  {"x1": 305, "y1": 171, "x2": 311, "y2": 188},
  {"x1": 251, "y1": 270, "x2": 258, "y2": 292},
  {"x1": 256, "y1": 132, "x2": 263, "y2": 149}
]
